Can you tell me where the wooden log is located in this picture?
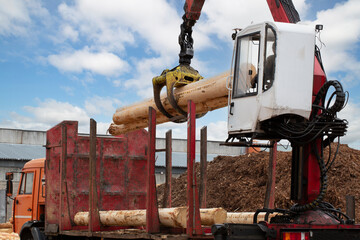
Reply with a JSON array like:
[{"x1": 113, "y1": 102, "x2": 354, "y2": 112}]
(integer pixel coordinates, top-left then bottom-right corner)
[
  {"x1": 112, "y1": 71, "x2": 230, "y2": 127},
  {"x1": 75, "y1": 209, "x2": 147, "y2": 227},
  {"x1": 226, "y1": 212, "x2": 279, "y2": 224},
  {"x1": 199, "y1": 208, "x2": 227, "y2": 226},
  {"x1": 0, "y1": 232, "x2": 19, "y2": 240},
  {"x1": 0, "y1": 222, "x2": 12, "y2": 229},
  {"x1": 109, "y1": 96, "x2": 228, "y2": 135},
  {"x1": 0, "y1": 228, "x2": 12, "y2": 233},
  {"x1": 74, "y1": 207, "x2": 227, "y2": 228}
]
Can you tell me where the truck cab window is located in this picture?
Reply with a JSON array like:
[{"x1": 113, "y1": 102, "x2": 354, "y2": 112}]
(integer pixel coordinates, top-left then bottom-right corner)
[
  {"x1": 19, "y1": 172, "x2": 34, "y2": 195},
  {"x1": 233, "y1": 32, "x2": 260, "y2": 98},
  {"x1": 263, "y1": 26, "x2": 276, "y2": 91}
]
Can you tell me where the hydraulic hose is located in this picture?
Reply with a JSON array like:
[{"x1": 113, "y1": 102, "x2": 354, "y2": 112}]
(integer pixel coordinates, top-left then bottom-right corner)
[
  {"x1": 290, "y1": 143, "x2": 328, "y2": 212},
  {"x1": 290, "y1": 80, "x2": 346, "y2": 212}
]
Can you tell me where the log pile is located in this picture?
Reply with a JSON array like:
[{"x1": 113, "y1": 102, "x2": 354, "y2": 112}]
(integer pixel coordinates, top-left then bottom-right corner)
[
  {"x1": 0, "y1": 222, "x2": 12, "y2": 233},
  {"x1": 0, "y1": 223, "x2": 19, "y2": 240},
  {"x1": 109, "y1": 72, "x2": 230, "y2": 135}
]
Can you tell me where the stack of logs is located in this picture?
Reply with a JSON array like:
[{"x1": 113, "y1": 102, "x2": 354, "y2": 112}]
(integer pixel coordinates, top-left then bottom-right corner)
[
  {"x1": 0, "y1": 222, "x2": 19, "y2": 240},
  {"x1": 109, "y1": 72, "x2": 230, "y2": 135}
]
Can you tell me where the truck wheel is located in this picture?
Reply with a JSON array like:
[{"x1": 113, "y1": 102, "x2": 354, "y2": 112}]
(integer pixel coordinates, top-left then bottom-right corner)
[{"x1": 20, "y1": 229, "x2": 33, "y2": 240}]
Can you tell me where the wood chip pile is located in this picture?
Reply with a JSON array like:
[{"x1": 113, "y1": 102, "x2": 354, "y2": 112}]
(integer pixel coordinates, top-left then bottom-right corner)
[{"x1": 158, "y1": 144, "x2": 360, "y2": 222}]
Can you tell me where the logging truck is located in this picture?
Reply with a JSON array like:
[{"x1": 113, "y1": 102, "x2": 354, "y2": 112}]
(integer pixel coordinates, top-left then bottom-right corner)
[
  {"x1": 7, "y1": 120, "x2": 235, "y2": 240},
  {"x1": 8, "y1": 120, "x2": 269, "y2": 240},
  {"x1": 5, "y1": 0, "x2": 360, "y2": 239}
]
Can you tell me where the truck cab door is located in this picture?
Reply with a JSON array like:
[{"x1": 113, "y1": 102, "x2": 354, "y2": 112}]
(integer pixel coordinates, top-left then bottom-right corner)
[
  {"x1": 228, "y1": 30, "x2": 263, "y2": 135},
  {"x1": 13, "y1": 171, "x2": 35, "y2": 233}
]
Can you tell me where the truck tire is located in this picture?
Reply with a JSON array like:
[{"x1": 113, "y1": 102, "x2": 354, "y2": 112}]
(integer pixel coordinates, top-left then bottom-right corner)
[
  {"x1": 20, "y1": 221, "x2": 46, "y2": 240},
  {"x1": 31, "y1": 227, "x2": 46, "y2": 240},
  {"x1": 20, "y1": 228, "x2": 33, "y2": 240}
]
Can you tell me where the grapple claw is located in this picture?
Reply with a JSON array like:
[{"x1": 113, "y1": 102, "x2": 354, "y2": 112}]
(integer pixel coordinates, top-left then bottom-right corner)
[{"x1": 152, "y1": 64, "x2": 205, "y2": 123}]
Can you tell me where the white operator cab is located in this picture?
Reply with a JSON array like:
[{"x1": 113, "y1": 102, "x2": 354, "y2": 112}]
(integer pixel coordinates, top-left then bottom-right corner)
[{"x1": 228, "y1": 21, "x2": 316, "y2": 139}]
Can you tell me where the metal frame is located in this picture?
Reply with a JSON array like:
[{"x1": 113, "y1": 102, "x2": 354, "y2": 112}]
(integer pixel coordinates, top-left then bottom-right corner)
[
  {"x1": 186, "y1": 100, "x2": 202, "y2": 236},
  {"x1": 264, "y1": 141, "x2": 277, "y2": 208},
  {"x1": 146, "y1": 107, "x2": 160, "y2": 233},
  {"x1": 199, "y1": 126, "x2": 207, "y2": 208},
  {"x1": 163, "y1": 130, "x2": 172, "y2": 208},
  {"x1": 89, "y1": 119, "x2": 101, "y2": 232}
]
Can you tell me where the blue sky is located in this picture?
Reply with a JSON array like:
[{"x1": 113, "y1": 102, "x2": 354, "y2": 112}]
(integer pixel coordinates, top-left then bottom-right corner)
[{"x1": 0, "y1": 0, "x2": 360, "y2": 148}]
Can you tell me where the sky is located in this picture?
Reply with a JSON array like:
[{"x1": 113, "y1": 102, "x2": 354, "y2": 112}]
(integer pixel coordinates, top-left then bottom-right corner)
[{"x1": 0, "y1": 0, "x2": 360, "y2": 149}]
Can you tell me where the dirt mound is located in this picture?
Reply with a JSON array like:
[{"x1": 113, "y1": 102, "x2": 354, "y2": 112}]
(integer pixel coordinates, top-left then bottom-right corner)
[{"x1": 157, "y1": 144, "x2": 360, "y2": 222}]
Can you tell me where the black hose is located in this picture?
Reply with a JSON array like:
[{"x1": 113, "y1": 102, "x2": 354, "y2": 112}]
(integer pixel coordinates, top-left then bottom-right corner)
[
  {"x1": 311, "y1": 80, "x2": 345, "y2": 119},
  {"x1": 288, "y1": 81, "x2": 346, "y2": 212}
]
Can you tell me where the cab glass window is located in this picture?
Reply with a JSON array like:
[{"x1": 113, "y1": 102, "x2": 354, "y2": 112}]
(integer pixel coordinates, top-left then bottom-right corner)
[
  {"x1": 233, "y1": 32, "x2": 260, "y2": 98},
  {"x1": 263, "y1": 26, "x2": 276, "y2": 91},
  {"x1": 18, "y1": 172, "x2": 34, "y2": 195}
]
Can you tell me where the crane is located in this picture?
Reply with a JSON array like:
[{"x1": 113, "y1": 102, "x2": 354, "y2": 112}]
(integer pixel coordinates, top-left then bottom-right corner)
[{"x1": 152, "y1": 0, "x2": 351, "y2": 238}]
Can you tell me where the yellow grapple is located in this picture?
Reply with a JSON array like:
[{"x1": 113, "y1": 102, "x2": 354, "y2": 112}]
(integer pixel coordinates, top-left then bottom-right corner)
[{"x1": 152, "y1": 64, "x2": 204, "y2": 122}]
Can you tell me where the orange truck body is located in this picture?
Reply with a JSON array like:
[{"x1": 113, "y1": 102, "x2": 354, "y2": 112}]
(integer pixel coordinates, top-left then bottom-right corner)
[{"x1": 13, "y1": 158, "x2": 45, "y2": 234}]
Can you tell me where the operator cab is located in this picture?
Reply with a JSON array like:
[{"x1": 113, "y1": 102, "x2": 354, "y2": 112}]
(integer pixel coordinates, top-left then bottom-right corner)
[{"x1": 228, "y1": 21, "x2": 316, "y2": 141}]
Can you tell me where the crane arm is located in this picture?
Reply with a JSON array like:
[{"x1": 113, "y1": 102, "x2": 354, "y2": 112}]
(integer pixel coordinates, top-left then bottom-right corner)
[
  {"x1": 179, "y1": 0, "x2": 205, "y2": 65},
  {"x1": 266, "y1": 0, "x2": 300, "y2": 23},
  {"x1": 184, "y1": 0, "x2": 205, "y2": 21}
]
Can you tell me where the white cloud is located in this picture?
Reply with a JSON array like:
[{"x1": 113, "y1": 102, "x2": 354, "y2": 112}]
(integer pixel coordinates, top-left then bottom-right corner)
[
  {"x1": 84, "y1": 96, "x2": 122, "y2": 116},
  {"x1": 0, "y1": 0, "x2": 49, "y2": 36},
  {"x1": 308, "y1": 0, "x2": 360, "y2": 82},
  {"x1": 96, "y1": 122, "x2": 113, "y2": 135},
  {"x1": 0, "y1": 0, "x2": 30, "y2": 36},
  {"x1": 0, "y1": 99, "x2": 112, "y2": 135},
  {"x1": 24, "y1": 99, "x2": 89, "y2": 125},
  {"x1": 206, "y1": 121, "x2": 228, "y2": 141},
  {"x1": 338, "y1": 101, "x2": 360, "y2": 149},
  {"x1": 51, "y1": 0, "x2": 189, "y2": 96},
  {"x1": 48, "y1": 48, "x2": 130, "y2": 76},
  {"x1": 60, "y1": 25, "x2": 79, "y2": 42},
  {"x1": 293, "y1": 0, "x2": 310, "y2": 18},
  {"x1": 198, "y1": 0, "x2": 273, "y2": 43},
  {"x1": 124, "y1": 56, "x2": 174, "y2": 98},
  {"x1": 0, "y1": 99, "x2": 89, "y2": 131},
  {"x1": 155, "y1": 120, "x2": 228, "y2": 142},
  {"x1": 156, "y1": 122, "x2": 188, "y2": 139},
  {"x1": 57, "y1": 0, "x2": 182, "y2": 55}
]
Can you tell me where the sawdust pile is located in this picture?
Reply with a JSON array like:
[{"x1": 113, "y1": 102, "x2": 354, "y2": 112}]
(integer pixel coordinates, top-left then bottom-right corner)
[{"x1": 157, "y1": 144, "x2": 360, "y2": 222}]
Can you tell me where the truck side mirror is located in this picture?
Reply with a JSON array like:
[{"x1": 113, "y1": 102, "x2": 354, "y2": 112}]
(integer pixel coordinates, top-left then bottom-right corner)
[{"x1": 6, "y1": 172, "x2": 13, "y2": 197}]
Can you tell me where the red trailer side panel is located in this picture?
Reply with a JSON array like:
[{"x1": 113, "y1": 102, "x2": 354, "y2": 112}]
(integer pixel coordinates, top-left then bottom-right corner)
[{"x1": 45, "y1": 121, "x2": 148, "y2": 234}]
